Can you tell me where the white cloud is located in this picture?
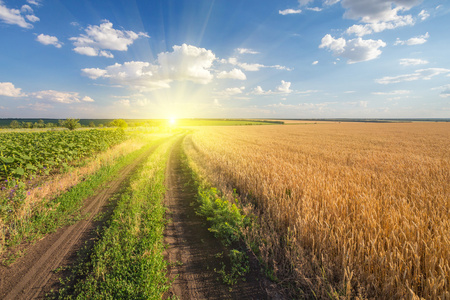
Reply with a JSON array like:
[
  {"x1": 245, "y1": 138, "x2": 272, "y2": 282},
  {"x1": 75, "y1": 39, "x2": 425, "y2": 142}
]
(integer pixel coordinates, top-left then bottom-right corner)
[
  {"x1": 157, "y1": 44, "x2": 216, "y2": 84},
  {"x1": 74, "y1": 46, "x2": 98, "y2": 56},
  {"x1": 236, "y1": 48, "x2": 259, "y2": 54},
  {"x1": 0, "y1": 2, "x2": 33, "y2": 28},
  {"x1": 227, "y1": 57, "x2": 292, "y2": 71},
  {"x1": 21, "y1": 5, "x2": 33, "y2": 13},
  {"x1": 82, "y1": 44, "x2": 216, "y2": 89},
  {"x1": 253, "y1": 86, "x2": 271, "y2": 95},
  {"x1": 26, "y1": 0, "x2": 41, "y2": 6},
  {"x1": 346, "y1": 15, "x2": 413, "y2": 36},
  {"x1": 399, "y1": 58, "x2": 429, "y2": 66},
  {"x1": 376, "y1": 68, "x2": 450, "y2": 84},
  {"x1": 31, "y1": 90, "x2": 82, "y2": 103},
  {"x1": 395, "y1": 32, "x2": 429, "y2": 46},
  {"x1": 277, "y1": 80, "x2": 292, "y2": 93},
  {"x1": 319, "y1": 34, "x2": 386, "y2": 63},
  {"x1": 82, "y1": 96, "x2": 95, "y2": 102},
  {"x1": 219, "y1": 86, "x2": 245, "y2": 96},
  {"x1": 0, "y1": 82, "x2": 26, "y2": 97},
  {"x1": 25, "y1": 14, "x2": 38, "y2": 22},
  {"x1": 81, "y1": 68, "x2": 109, "y2": 79},
  {"x1": 36, "y1": 34, "x2": 62, "y2": 48},
  {"x1": 69, "y1": 20, "x2": 148, "y2": 57},
  {"x1": 372, "y1": 90, "x2": 411, "y2": 95},
  {"x1": 213, "y1": 99, "x2": 222, "y2": 107},
  {"x1": 237, "y1": 62, "x2": 265, "y2": 71},
  {"x1": 341, "y1": 0, "x2": 421, "y2": 23},
  {"x1": 340, "y1": 0, "x2": 421, "y2": 36},
  {"x1": 217, "y1": 68, "x2": 246, "y2": 80},
  {"x1": 418, "y1": 9, "x2": 429, "y2": 21},
  {"x1": 312, "y1": 60, "x2": 319, "y2": 65},
  {"x1": 279, "y1": 9, "x2": 302, "y2": 15},
  {"x1": 307, "y1": 7, "x2": 322, "y2": 11}
]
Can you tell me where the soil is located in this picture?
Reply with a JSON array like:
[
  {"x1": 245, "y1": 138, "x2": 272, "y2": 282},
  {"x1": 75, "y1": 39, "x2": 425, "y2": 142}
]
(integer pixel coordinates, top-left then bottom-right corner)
[
  {"x1": 0, "y1": 145, "x2": 157, "y2": 300},
  {"x1": 163, "y1": 138, "x2": 283, "y2": 300}
]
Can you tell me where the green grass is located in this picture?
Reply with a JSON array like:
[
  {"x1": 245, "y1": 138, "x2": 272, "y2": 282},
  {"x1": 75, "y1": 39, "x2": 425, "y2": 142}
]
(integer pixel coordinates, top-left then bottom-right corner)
[
  {"x1": 55, "y1": 134, "x2": 182, "y2": 299},
  {"x1": 180, "y1": 147, "x2": 253, "y2": 286},
  {"x1": 1, "y1": 136, "x2": 169, "y2": 265}
]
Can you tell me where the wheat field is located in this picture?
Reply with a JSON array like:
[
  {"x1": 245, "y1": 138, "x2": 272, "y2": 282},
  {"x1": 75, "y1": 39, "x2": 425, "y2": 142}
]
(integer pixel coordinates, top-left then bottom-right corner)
[{"x1": 184, "y1": 123, "x2": 450, "y2": 299}]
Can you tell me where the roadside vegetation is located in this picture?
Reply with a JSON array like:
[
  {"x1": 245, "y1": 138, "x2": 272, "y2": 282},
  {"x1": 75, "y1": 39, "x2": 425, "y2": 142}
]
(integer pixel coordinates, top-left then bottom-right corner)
[
  {"x1": 56, "y1": 134, "x2": 183, "y2": 299},
  {"x1": 0, "y1": 129, "x2": 175, "y2": 263}
]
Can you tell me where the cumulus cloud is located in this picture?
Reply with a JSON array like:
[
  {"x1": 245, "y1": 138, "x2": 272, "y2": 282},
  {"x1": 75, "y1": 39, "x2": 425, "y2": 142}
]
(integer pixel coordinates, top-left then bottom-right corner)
[
  {"x1": 279, "y1": 9, "x2": 302, "y2": 15},
  {"x1": 82, "y1": 96, "x2": 95, "y2": 102},
  {"x1": 399, "y1": 58, "x2": 429, "y2": 66},
  {"x1": 319, "y1": 34, "x2": 386, "y2": 63},
  {"x1": 340, "y1": 0, "x2": 422, "y2": 36},
  {"x1": 345, "y1": 15, "x2": 413, "y2": 36},
  {"x1": 36, "y1": 34, "x2": 62, "y2": 48},
  {"x1": 219, "y1": 86, "x2": 245, "y2": 96},
  {"x1": 31, "y1": 90, "x2": 82, "y2": 103},
  {"x1": 236, "y1": 48, "x2": 259, "y2": 54},
  {"x1": 376, "y1": 68, "x2": 450, "y2": 84},
  {"x1": 277, "y1": 80, "x2": 292, "y2": 93},
  {"x1": 312, "y1": 60, "x2": 319, "y2": 65},
  {"x1": 82, "y1": 44, "x2": 216, "y2": 89},
  {"x1": 158, "y1": 44, "x2": 216, "y2": 84},
  {"x1": 0, "y1": 82, "x2": 26, "y2": 97},
  {"x1": 81, "y1": 68, "x2": 109, "y2": 80},
  {"x1": 217, "y1": 68, "x2": 246, "y2": 80},
  {"x1": 253, "y1": 86, "x2": 271, "y2": 95},
  {"x1": 0, "y1": 1, "x2": 36, "y2": 28},
  {"x1": 341, "y1": 0, "x2": 421, "y2": 23},
  {"x1": 70, "y1": 20, "x2": 148, "y2": 58},
  {"x1": 395, "y1": 32, "x2": 429, "y2": 45}
]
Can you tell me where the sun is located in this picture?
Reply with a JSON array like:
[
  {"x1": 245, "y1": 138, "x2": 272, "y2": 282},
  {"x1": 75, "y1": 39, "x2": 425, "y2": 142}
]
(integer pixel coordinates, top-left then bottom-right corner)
[{"x1": 169, "y1": 117, "x2": 177, "y2": 125}]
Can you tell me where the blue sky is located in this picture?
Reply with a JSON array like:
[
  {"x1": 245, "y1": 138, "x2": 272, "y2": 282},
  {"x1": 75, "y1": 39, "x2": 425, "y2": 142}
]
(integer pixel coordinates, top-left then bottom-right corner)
[{"x1": 0, "y1": 0, "x2": 449, "y2": 119}]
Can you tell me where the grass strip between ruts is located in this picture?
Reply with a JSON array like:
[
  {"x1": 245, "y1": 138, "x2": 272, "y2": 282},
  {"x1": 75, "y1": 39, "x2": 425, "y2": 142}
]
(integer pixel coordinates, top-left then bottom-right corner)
[{"x1": 56, "y1": 134, "x2": 182, "y2": 299}]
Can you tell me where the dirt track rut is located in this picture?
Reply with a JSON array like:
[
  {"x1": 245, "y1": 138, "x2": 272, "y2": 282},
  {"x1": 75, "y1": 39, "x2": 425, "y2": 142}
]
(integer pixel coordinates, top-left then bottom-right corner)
[
  {"x1": 0, "y1": 144, "x2": 157, "y2": 300},
  {"x1": 164, "y1": 138, "x2": 277, "y2": 299}
]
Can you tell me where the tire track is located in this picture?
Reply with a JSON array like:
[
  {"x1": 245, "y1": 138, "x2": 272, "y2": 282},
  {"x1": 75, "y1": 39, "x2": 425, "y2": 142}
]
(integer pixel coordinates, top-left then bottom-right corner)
[
  {"x1": 0, "y1": 144, "x2": 158, "y2": 300},
  {"x1": 164, "y1": 137, "x2": 274, "y2": 299}
]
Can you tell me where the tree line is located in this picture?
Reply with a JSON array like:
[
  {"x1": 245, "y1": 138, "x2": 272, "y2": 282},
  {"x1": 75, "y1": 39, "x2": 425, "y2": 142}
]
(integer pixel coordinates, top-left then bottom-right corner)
[{"x1": 7, "y1": 119, "x2": 128, "y2": 130}]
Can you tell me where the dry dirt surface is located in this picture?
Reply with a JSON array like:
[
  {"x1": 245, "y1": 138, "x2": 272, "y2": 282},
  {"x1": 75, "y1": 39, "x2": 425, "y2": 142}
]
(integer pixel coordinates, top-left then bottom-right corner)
[
  {"x1": 164, "y1": 138, "x2": 283, "y2": 300},
  {"x1": 0, "y1": 145, "x2": 157, "y2": 300}
]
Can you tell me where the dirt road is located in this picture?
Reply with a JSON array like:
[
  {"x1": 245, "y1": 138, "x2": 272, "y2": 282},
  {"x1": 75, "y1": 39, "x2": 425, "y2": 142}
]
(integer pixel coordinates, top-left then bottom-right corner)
[
  {"x1": 0, "y1": 145, "x2": 157, "y2": 300},
  {"x1": 164, "y1": 138, "x2": 280, "y2": 299}
]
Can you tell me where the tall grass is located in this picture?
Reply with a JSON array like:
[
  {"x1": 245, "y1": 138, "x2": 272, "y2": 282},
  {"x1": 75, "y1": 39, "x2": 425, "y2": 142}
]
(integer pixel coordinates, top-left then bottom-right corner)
[{"x1": 184, "y1": 123, "x2": 450, "y2": 299}]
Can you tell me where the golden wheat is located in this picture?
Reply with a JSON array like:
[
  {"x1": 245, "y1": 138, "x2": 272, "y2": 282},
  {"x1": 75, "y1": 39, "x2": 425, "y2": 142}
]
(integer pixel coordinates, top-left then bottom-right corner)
[{"x1": 184, "y1": 123, "x2": 450, "y2": 299}]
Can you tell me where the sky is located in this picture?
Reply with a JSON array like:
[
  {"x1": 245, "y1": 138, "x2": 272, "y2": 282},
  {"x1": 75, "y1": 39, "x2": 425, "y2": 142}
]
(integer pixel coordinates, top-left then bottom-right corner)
[{"x1": 0, "y1": 0, "x2": 449, "y2": 119}]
